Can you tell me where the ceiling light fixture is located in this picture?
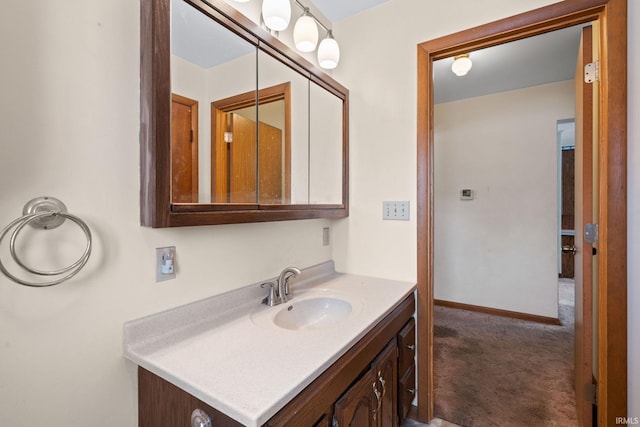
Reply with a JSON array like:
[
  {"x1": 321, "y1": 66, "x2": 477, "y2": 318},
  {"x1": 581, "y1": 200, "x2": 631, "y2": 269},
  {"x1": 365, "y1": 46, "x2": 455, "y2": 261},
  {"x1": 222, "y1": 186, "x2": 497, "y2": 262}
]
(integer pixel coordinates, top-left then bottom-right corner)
[
  {"x1": 293, "y1": 8, "x2": 318, "y2": 52},
  {"x1": 451, "y1": 54, "x2": 472, "y2": 76},
  {"x1": 261, "y1": 0, "x2": 291, "y2": 32}
]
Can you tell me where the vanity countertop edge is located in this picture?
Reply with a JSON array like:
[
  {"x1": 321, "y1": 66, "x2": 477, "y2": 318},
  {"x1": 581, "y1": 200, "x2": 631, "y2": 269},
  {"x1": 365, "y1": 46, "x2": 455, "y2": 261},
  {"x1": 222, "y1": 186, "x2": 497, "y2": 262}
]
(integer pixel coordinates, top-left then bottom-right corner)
[{"x1": 123, "y1": 261, "x2": 416, "y2": 426}]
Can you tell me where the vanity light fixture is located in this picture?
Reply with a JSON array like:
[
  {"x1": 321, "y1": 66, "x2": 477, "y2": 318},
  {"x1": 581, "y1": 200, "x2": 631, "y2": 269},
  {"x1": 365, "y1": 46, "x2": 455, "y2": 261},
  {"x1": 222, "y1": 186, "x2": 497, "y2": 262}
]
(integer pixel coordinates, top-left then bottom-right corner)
[
  {"x1": 293, "y1": 8, "x2": 318, "y2": 52},
  {"x1": 262, "y1": 0, "x2": 291, "y2": 31},
  {"x1": 451, "y1": 54, "x2": 472, "y2": 76},
  {"x1": 233, "y1": 0, "x2": 340, "y2": 69}
]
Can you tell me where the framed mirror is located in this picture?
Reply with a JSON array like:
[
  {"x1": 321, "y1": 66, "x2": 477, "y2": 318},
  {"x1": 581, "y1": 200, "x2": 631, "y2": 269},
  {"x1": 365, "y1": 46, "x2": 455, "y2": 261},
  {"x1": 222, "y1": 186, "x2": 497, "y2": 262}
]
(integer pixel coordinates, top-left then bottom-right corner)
[{"x1": 140, "y1": 0, "x2": 349, "y2": 227}]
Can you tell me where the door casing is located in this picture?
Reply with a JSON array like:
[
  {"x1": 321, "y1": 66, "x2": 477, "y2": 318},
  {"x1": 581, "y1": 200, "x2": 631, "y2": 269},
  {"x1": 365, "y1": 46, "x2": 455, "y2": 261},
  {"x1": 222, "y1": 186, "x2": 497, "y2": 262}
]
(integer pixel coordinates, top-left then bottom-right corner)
[{"x1": 416, "y1": 0, "x2": 627, "y2": 424}]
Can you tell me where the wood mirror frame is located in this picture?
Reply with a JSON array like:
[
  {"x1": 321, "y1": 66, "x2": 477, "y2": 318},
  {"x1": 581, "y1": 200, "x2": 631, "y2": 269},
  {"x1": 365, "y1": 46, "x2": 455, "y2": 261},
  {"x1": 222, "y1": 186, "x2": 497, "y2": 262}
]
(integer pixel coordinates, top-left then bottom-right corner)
[{"x1": 140, "y1": 0, "x2": 349, "y2": 227}]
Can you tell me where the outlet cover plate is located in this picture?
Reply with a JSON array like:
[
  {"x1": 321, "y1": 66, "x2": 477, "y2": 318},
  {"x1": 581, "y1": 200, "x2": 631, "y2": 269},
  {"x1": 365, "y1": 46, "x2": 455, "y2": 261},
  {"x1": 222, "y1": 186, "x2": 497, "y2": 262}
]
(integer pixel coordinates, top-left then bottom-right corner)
[
  {"x1": 156, "y1": 246, "x2": 176, "y2": 282},
  {"x1": 383, "y1": 201, "x2": 410, "y2": 220}
]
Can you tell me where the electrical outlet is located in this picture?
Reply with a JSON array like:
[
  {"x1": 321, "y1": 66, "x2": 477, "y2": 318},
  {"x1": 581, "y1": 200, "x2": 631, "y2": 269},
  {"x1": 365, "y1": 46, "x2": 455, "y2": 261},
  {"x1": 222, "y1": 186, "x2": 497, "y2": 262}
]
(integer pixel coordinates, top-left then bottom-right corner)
[
  {"x1": 322, "y1": 227, "x2": 331, "y2": 246},
  {"x1": 383, "y1": 201, "x2": 410, "y2": 220},
  {"x1": 156, "y1": 246, "x2": 176, "y2": 282}
]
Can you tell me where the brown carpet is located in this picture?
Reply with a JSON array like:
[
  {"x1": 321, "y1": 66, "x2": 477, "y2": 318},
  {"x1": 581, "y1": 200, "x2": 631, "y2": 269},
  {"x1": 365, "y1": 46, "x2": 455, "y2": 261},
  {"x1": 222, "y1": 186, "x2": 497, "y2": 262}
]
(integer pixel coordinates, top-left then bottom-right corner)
[{"x1": 433, "y1": 281, "x2": 577, "y2": 426}]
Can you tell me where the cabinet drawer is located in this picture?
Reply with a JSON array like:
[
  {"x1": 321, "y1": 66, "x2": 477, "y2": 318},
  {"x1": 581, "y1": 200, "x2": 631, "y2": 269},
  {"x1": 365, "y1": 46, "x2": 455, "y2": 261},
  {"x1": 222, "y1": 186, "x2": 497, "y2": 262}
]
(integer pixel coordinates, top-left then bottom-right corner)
[
  {"x1": 398, "y1": 365, "x2": 416, "y2": 421},
  {"x1": 397, "y1": 317, "x2": 415, "y2": 375}
]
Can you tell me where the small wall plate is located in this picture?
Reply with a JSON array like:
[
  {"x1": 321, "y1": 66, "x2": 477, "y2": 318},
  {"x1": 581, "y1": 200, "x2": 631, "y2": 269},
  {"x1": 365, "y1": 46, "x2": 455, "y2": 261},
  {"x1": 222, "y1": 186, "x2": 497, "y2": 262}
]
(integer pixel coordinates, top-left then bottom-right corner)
[{"x1": 460, "y1": 189, "x2": 474, "y2": 200}]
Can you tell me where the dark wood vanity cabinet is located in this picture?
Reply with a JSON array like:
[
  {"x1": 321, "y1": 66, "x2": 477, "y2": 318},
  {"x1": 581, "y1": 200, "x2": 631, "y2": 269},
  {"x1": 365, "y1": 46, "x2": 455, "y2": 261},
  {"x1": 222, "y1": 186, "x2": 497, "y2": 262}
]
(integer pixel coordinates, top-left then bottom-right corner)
[
  {"x1": 334, "y1": 339, "x2": 398, "y2": 426},
  {"x1": 138, "y1": 367, "x2": 244, "y2": 427},
  {"x1": 137, "y1": 294, "x2": 416, "y2": 427}
]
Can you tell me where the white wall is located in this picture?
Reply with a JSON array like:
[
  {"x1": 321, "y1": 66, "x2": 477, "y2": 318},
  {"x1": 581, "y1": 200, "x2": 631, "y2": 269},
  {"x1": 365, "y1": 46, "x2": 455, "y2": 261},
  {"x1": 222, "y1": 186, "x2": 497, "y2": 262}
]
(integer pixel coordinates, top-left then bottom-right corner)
[
  {"x1": 433, "y1": 81, "x2": 574, "y2": 318},
  {"x1": 331, "y1": 0, "x2": 638, "y2": 416},
  {"x1": 0, "y1": 1, "x2": 332, "y2": 426}
]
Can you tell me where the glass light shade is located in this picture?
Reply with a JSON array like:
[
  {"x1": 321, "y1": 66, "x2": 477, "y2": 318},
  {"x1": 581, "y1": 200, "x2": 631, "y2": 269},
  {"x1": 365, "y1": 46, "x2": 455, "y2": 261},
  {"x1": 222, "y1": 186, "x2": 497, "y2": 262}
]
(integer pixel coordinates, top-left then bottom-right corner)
[
  {"x1": 451, "y1": 55, "x2": 472, "y2": 76},
  {"x1": 262, "y1": 0, "x2": 291, "y2": 32},
  {"x1": 293, "y1": 15, "x2": 318, "y2": 52},
  {"x1": 317, "y1": 35, "x2": 340, "y2": 69}
]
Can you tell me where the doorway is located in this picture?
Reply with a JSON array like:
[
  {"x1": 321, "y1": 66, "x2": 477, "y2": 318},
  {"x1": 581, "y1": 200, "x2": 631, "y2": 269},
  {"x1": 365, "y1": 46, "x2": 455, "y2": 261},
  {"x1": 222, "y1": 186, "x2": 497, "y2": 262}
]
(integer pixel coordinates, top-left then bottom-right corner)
[
  {"x1": 416, "y1": 0, "x2": 627, "y2": 425},
  {"x1": 432, "y1": 33, "x2": 580, "y2": 424}
]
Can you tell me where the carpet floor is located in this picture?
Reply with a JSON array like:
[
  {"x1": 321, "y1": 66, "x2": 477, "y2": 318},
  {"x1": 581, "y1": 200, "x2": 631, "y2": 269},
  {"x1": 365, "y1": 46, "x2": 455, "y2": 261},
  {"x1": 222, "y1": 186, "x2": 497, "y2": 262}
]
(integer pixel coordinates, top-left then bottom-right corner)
[{"x1": 433, "y1": 280, "x2": 577, "y2": 426}]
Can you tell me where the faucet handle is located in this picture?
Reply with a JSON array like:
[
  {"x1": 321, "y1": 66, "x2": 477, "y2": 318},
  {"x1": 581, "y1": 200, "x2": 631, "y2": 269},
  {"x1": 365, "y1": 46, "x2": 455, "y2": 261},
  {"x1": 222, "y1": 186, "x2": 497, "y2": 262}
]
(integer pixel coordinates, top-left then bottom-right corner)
[{"x1": 260, "y1": 281, "x2": 277, "y2": 306}]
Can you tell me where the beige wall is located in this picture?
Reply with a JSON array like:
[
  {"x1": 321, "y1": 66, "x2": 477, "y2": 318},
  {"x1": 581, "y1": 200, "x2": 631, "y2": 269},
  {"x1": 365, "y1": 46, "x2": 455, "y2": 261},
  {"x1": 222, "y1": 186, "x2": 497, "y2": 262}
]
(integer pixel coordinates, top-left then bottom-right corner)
[
  {"x1": 433, "y1": 81, "x2": 574, "y2": 318},
  {"x1": 0, "y1": 0, "x2": 637, "y2": 425}
]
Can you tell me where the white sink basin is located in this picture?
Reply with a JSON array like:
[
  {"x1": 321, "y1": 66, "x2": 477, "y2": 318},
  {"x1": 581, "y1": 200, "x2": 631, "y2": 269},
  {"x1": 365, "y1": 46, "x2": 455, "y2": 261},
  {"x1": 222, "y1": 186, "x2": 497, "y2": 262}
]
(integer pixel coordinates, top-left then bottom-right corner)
[
  {"x1": 273, "y1": 297, "x2": 352, "y2": 330},
  {"x1": 250, "y1": 291, "x2": 362, "y2": 331}
]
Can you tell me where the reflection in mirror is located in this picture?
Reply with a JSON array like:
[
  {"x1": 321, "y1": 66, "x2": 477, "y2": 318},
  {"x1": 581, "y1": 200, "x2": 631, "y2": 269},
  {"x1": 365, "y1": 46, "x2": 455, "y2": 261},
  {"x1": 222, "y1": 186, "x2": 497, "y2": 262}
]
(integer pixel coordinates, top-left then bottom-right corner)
[
  {"x1": 310, "y1": 80, "x2": 343, "y2": 204},
  {"x1": 257, "y1": 50, "x2": 310, "y2": 204},
  {"x1": 210, "y1": 83, "x2": 291, "y2": 204},
  {"x1": 171, "y1": 0, "x2": 257, "y2": 203}
]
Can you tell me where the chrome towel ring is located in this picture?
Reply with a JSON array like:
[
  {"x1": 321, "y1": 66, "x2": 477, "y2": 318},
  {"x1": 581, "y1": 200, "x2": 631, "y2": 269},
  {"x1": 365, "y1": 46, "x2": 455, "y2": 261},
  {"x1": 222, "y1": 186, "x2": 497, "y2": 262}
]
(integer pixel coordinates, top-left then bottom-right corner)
[{"x1": 0, "y1": 197, "x2": 92, "y2": 287}]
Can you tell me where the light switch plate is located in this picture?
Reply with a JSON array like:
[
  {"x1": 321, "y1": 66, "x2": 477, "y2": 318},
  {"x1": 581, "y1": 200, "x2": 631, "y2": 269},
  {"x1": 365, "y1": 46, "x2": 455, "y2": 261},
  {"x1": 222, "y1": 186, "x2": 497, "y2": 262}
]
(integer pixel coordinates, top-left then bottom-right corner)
[{"x1": 383, "y1": 201, "x2": 410, "y2": 220}]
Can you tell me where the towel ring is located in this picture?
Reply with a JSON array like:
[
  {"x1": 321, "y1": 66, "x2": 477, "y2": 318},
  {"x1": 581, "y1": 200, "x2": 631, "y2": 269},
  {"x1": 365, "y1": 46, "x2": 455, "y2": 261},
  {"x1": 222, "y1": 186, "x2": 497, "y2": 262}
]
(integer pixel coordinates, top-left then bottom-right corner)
[{"x1": 0, "y1": 197, "x2": 92, "y2": 287}]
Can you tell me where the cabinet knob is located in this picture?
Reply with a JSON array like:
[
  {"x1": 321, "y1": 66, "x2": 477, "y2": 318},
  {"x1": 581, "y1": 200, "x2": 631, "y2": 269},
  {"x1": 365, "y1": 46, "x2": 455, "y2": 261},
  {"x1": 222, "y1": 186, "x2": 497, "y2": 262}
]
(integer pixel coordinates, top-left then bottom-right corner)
[
  {"x1": 407, "y1": 388, "x2": 416, "y2": 394},
  {"x1": 191, "y1": 409, "x2": 212, "y2": 427},
  {"x1": 406, "y1": 344, "x2": 415, "y2": 350}
]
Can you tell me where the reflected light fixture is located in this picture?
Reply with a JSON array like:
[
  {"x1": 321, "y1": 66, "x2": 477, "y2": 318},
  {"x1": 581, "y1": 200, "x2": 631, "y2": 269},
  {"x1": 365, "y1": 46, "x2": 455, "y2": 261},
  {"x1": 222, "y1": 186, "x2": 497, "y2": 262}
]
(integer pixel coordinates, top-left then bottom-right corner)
[
  {"x1": 317, "y1": 30, "x2": 340, "y2": 69},
  {"x1": 262, "y1": 0, "x2": 291, "y2": 31},
  {"x1": 293, "y1": 9, "x2": 318, "y2": 52},
  {"x1": 451, "y1": 54, "x2": 472, "y2": 76}
]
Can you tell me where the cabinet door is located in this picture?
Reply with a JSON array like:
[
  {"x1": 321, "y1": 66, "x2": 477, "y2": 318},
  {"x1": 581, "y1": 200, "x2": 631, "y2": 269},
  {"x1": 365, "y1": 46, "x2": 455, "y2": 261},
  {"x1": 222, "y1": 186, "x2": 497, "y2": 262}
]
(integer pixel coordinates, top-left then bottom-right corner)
[
  {"x1": 397, "y1": 318, "x2": 415, "y2": 376},
  {"x1": 398, "y1": 367, "x2": 416, "y2": 422},
  {"x1": 334, "y1": 369, "x2": 377, "y2": 427},
  {"x1": 372, "y1": 339, "x2": 398, "y2": 427},
  {"x1": 138, "y1": 368, "x2": 243, "y2": 427}
]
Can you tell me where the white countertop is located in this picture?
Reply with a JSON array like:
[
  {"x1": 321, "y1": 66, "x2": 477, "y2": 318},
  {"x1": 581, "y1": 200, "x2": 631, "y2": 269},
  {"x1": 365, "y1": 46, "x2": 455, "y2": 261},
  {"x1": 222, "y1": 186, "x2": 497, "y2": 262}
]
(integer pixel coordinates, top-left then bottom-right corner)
[{"x1": 123, "y1": 261, "x2": 415, "y2": 426}]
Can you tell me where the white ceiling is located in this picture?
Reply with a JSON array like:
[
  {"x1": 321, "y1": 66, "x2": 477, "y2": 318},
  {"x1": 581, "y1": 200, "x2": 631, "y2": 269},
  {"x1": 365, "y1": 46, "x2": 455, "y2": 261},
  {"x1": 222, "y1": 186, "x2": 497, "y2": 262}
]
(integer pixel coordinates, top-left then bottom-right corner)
[
  {"x1": 432, "y1": 25, "x2": 583, "y2": 104},
  {"x1": 309, "y1": 0, "x2": 390, "y2": 22}
]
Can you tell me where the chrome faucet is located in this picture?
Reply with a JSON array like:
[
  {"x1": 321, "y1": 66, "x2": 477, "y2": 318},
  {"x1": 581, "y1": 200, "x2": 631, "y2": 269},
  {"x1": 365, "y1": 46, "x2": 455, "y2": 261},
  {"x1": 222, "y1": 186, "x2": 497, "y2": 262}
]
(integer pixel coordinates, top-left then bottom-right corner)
[
  {"x1": 278, "y1": 266, "x2": 301, "y2": 303},
  {"x1": 262, "y1": 266, "x2": 301, "y2": 306}
]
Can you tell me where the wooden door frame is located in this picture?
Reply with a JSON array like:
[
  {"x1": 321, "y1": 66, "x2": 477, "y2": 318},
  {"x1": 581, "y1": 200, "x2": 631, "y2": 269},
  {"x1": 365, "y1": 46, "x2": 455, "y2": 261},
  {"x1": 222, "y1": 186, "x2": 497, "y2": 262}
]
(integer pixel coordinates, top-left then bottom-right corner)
[{"x1": 416, "y1": 0, "x2": 627, "y2": 424}]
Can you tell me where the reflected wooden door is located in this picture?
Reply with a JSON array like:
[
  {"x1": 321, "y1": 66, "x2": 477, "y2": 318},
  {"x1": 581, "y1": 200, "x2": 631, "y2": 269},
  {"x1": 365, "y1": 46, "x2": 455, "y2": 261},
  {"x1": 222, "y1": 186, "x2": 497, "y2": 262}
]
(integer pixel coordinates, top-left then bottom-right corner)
[
  {"x1": 171, "y1": 94, "x2": 198, "y2": 203},
  {"x1": 230, "y1": 114, "x2": 257, "y2": 203},
  {"x1": 258, "y1": 121, "x2": 283, "y2": 204},
  {"x1": 225, "y1": 114, "x2": 283, "y2": 204}
]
